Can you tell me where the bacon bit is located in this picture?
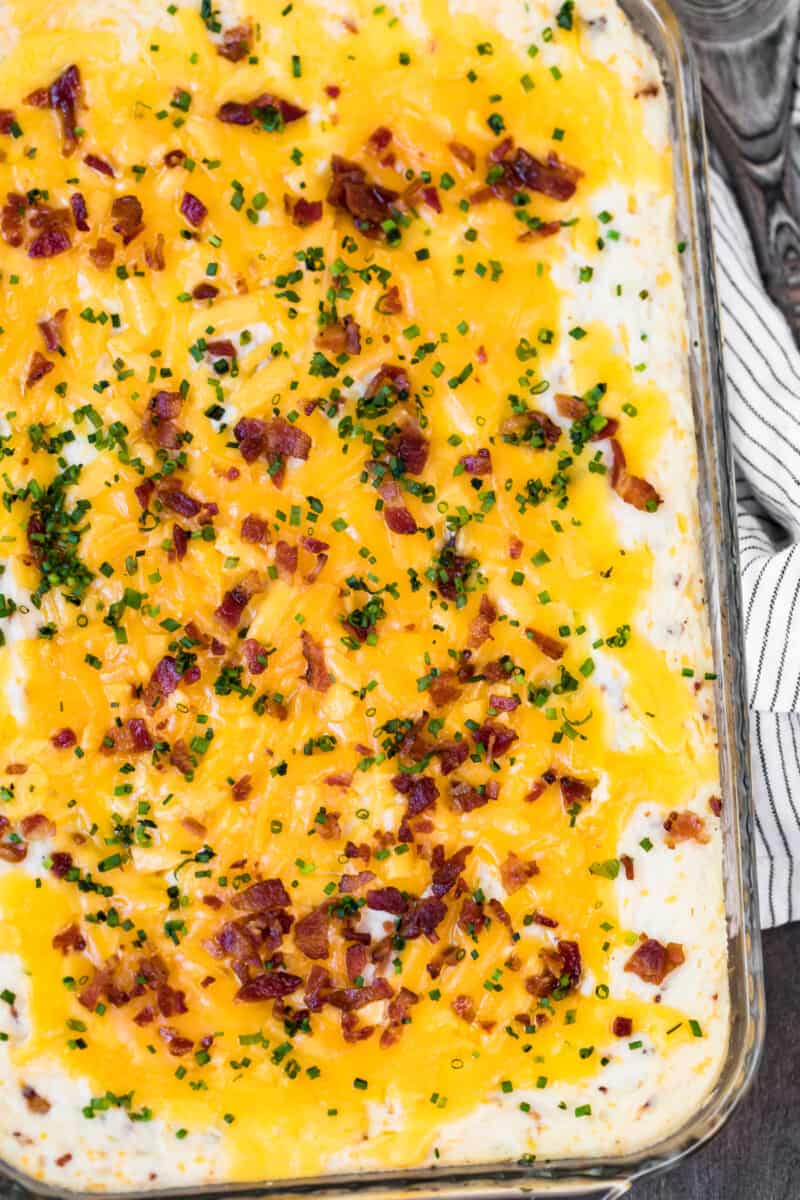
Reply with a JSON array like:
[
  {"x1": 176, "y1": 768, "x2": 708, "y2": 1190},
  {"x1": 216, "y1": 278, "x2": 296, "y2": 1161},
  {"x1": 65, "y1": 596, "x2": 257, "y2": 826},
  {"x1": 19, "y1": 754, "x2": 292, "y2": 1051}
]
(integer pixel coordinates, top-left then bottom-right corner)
[
  {"x1": 102, "y1": 718, "x2": 154, "y2": 755},
  {"x1": 502, "y1": 409, "x2": 561, "y2": 446},
  {"x1": 365, "y1": 362, "x2": 410, "y2": 404},
  {"x1": 52, "y1": 922, "x2": 86, "y2": 954},
  {"x1": 489, "y1": 693, "x2": 519, "y2": 713},
  {"x1": 327, "y1": 155, "x2": 400, "y2": 239},
  {"x1": 366, "y1": 886, "x2": 408, "y2": 915},
  {"x1": 558, "y1": 941, "x2": 582, "y2": 988},
  {"x1": 625, "y1": 938, "x2": 685, "y2": 985},
  {"x1": 159, "y1": 486, "x2": 202, "y2": 519},
  {"x1": 1, "y1": 192, "x2": 25, "y2": 247},
  {"x1": 28, "y1": 226, "x2": 71, "y2": 258},
  {"x1": 339, "y1": 871, "x2": 375, "y2": 894},
  {"x1": 458, "y1": 896, "x2": 485, "y2": 935},
  {"x1": 301, "y1": 630, "x2": 331, "y2": 691},
  {"x1": 380, "y1": 985, "x2": 418, "y2": 1047},
  {"x1": 215, "y1": 570, "x2": 263, "y2": 628},
  {"x1": 145, "y1": 232, "x2": 166, "y2": 271},
  {"x1": 474, "y1": 721, "x2": 518, "y2": 759},
  {"x1": 528, "y1": 628, "x2": 566, "y2": 660},
  {"x1": 170, "y1": 739, "x2": 194, "y2": 775},
  {"x1": 38, "y1": 309, "x2": 66, "y2": 352},
  {"x1": 468, "y1": 593, "x2": 497, "y2": 649},
  {"x1": 0, "y1": 841, "x2": 27, "y2": 863},
  {"x1": 431, "y1": 845, "x2": 472, "y2": 898},
  {"x1": 399, "y1": 896, "x2": 446, "y2": 941},
  {"x1": 217, "y1": 93, "x2": 307, "y2": 126},
  {"x1": 70, "y1": 191, "x2": 89, "y2": 231},
  {"x1": 609, "y1": 439, "x2": 662, "y2": 512},
  {"x1": 449, "y1": 780, "x2": 488, "y2": 814},
  {"x1": 22, "y1": 1086, "x2": 51, "y2": 1115},
  {"x1": 25, "y1": 351, "x2": 53, "y2": 387},
  {"x1": 49, "y1": 851, "x2": 73, "y2": 878},
  {"x1": 217, "y1": 22, "x2": 253, "y2": 61},
  {"x1": 55, "y1": 1154, "x2": 73, "y2": 1168},
  {"x1": 427, "y1": 669, "x2": 462, "y2": 707},
  {"x1": 241, "y1": 514, "x2": 268, "y2": 544},
  {"x1": 326, "y1": 978, "x2": 393, "y2": 1012},
  {"x1": 5, "y1": 764, "x2": 27, "y2": 775},
  {"x1": 612, "y1": 1015, "x2": 633, "y2": 1038},
  {"x1": 345, "y1": 943, "x2": 368, "y2": 982},
  {"x1": 192, "y1": 282, "x2": 218, "y2": 300},
  {"x1": 492, "y1": 146, "x2": 582, "y2": 202},
  {"x1": 326, "y1": 773, "x2": 353, "y2": 790},
  {"x1": 158, "y1": 1027, "x2": 193, "y2": 1057},
  {"x1": 663, "y1": 809, "x2": 710, "y2": 847},
  {"x1": 709, "y1": 795, "x2": 722, "y2": 817},
  {"x1": 436, "y1": 739, "x2": 469, "y2": 775},
  {"x1": 181, "y1": 192, "x2": 207, "y2": 228},
  {"x1": 452, "y1": 994, "x2": 475, "y2": 1022},
  {"x1": 459, "y1": 448, "x2": 492, "y2": 476},
  {"x1": 232, "y1": 879, "x2": 290, "y2": 911},
  {"x1": 164, "y1": 149, "x2": 186, "y2": 168},
  {"x1": 555, "y1": 393, "x2": 587, "y2": 420},
  {"x1": 366, "y1": 126, "x2": 392, "y2": 156},
  {"x1": 294, "y1": 907, "x2": 330, "y2": 960},
  {"x1": 88, "y1": 237, "x2": 115, "y2": 269},
  {"x1": 182, "y1": 817, "x2": 207, "y2": 839},
  {"x1": 231, "y1": 775, "x2": 252, "y2": 802},
  {"x1": 375, "y1": 284, "x2": 403, "y2": 315},
  {"x1": 620, "y1": 854, "x2": 635, "y2": 880},
  {"x1": 84, "y1": 152, "x2": 114, "y2": 177},
  {"x1": 315, "y1": 314, "x2": 361, "y2": 355},
  {"x1": 20, "y1": 813, "x2": 55, "y2": 839},
  {"x1": 325, "y1": 84, "x2": 341, "y2": 98},
  {"x1": 111, "y1": 195, "x2": 144, "y2": 245},
  {"x1": 143, "y1": 389, "x2": 183, "y2": 451},
  {"x1": 392, "y1": 773, "x2": 438, "y2": 817},
  {"x1": 559, "y1": 775, "x2": 593, "y2": 811},
  {"x1": 0, "y1": 110, "x2": 16, "y2": 135},
  {"x1": 386, "y1": 422, "x2": 428, "y2": 476},
  {"x1": 530, "y1": 910, "x2": 558, "y2": 928},
  {"x1": 284, "y1": 194, "x2": 323, "y2": 227},
  {"x1": 242, "y1": 638, "x2": 269, "y2": 676},
  {"x1": 384, "y1": 505, "x2": 417, "y2": 535},
  {"x1": 25, "y1": 64, "x2": 83, "y2": 155},
  {"x1": 449, "y1": 141, "x2": 477, "y2": 171},
  {"x1": 500, "y1": 851, "x2": 539, "y2": 894},
  {"x1": 172, "y1": 524, "x2": 189, "y2": 562}
]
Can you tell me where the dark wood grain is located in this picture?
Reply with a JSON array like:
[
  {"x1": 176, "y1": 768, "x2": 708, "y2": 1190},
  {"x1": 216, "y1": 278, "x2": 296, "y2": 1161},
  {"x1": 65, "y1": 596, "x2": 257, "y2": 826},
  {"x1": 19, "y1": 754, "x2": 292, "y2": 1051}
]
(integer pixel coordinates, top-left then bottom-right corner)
[{"x1": 633, "y1": 923, "x2": 800, "y2": 1200}]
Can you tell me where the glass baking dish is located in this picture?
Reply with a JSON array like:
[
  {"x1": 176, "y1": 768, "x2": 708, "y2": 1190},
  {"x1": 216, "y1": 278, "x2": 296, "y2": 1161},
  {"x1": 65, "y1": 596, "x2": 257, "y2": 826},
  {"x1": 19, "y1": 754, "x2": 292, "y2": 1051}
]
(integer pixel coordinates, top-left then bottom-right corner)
[{"x1": 0, "y1": 1, "x2": 764, "y2": 1197}]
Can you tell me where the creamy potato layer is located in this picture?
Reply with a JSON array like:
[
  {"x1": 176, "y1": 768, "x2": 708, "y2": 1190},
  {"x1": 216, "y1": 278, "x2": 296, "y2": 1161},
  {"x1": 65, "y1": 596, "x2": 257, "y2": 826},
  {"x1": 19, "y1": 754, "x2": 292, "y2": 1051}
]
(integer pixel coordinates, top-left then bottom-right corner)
[{"x1": 0, "y1": 0, "x2": 728, "y2": 1191}]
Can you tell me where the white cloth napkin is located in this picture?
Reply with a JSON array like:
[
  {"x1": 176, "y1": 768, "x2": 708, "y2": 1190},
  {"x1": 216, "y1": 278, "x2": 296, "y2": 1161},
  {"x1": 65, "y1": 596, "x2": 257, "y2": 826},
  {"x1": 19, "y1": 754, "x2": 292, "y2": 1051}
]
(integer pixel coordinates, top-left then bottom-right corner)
[{"x1": 711, "y1": 167, "x2": 800, "y2": 927}]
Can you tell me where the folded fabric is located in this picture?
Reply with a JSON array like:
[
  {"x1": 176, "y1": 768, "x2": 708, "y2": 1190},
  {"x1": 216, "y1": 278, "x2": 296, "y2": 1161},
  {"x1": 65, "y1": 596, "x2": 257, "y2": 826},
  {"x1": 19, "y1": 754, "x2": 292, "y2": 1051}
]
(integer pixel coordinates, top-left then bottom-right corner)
[{"x1": 711, "y1": 167, "x2": 800, "y2": 927}]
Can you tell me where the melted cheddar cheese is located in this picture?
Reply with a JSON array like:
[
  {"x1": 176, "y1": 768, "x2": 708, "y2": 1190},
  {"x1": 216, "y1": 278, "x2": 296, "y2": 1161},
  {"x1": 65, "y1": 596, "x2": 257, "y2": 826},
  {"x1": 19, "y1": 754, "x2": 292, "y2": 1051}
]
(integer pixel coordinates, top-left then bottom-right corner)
[{"x1": 0, "y1": 0, "x2": 728, "y2": 1190}]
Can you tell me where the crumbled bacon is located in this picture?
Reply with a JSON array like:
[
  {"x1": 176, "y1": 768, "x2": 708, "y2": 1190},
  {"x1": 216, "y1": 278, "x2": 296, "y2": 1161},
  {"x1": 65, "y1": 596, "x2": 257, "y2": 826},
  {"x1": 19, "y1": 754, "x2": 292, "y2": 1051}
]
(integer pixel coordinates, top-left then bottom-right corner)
[
  {"x1": 293, "y1": 906, "x2": 330, "y2": 960},
  {"x1": 502, "y1": 409, "x2": 561, "y2": 447},
  {"x1": 0, "y1": 110, "x2": 16, "y2": 135},
  {"x1": 0, "y1": 841, "x2": 27, "y2": 863},
  {"x1": 340, "y1": 871, "x2": 375, "y2": 894},
  {"x1": 84, "y1": 152, "x2": 114, "y2": 177},
  {"x1": 26, "y1": 352, "x2": 54, "y2": 388},
  {"x1": 528, "y1": 628, "x2": 566, "y2": 660},
  {"x1": 487, "y1": 143, "x2": 582, "y2": 203},
  {"x1": 449, "y1": 780, "x2": 488, "y2": 814},
  {"x1": 217, "y1": 22, "x2": 253, "y2": 61},
  {"x1": 315, "y1": 314, "x2": 361, "y2": 355},
  {"x1": 144, "y1": 656, "x2": 182, "y2": 706},
  {"x1": 452, "y1": 994, "x2": 475, "y2": 1022},
  {"x1": 145, "y1": 233, "x2": 166, "y2": 271},
  {"x1": 430, "y1": 845, "x2": 472, "y2": 897},
  {"x1": 376, "y1": 284, "x2": 403, "y2": 314},
  {"x1": 284, "y1": 194, "x2": 323, "y2": 227},
  {"x1": 231, "y1": 775, "x2": 252, "y2": 802},
  {"x1": 427, "y1": 669, "x2": 462, "y2": 707},
  {"x1": 709, "y1": 795, "x2": 722, "y2": 817},
  {"x1": 559, "y1": 775, "x2": 593, "y2": 811},
  {"x1": 28, "y1": 226, "x2": 71, "y2": 259},
  {"x1": 500, "y1": 851, "x2": 539, "y2": 894},
  {"x1": 275, "y1": 540, "x2": 298, "y2": 578},
  {"x1": 49, "y1": 851, "x2": 74, "y2": 878},
  {"x1": 625, "y1": 938, "x2": 685, "y2": 985},
  {"x1": 215, "y1": 570, "x2": 263, "y2": 628},
  {"x1": 38, "y1": 309, "x2": 66, "y2": 353},
  {"x1": 52, "y1": 922, "x2": 86, "y2": 954},
  {"x1": 387, "y1": 422, "x2": 428, "y2": 475},
  {"x1": 468, "y1": 593, "x2": 497, "y2": 649},
  {"x1": 1, "y1": 192, "x2": 26, "y2": 247},
  {"x1": 172, "y1": 524, "x2": 189, "y2": 562},
  {"x1": 366, "y1": 886, "x2": 408, "y2": 914},
  {"x1": 180, "y1": 191, "x2": 207, "y2": 228},
  {"x1": 235, "y1": 972, "x2": 302, "y2": 1001},
  {"x1": 51, "y1": 727, "x2": 76, "y2": 749},
  {"x1": 142, "y1": 389, "x2": 183, "y2": 450},
  {"x1": 612, "y1": 1015, "x2": 633, "y2": 1037},
  {"x1": 327, "y1": 155, "x2": 400, "y2": 239},
  {"x1": 242, "y1": 638, "x2": 269, "y2": 675},
  {"x1": 22, "y1": 1086, "x2": 51, "y2": 1115},
  {"x1": 399, "y1": 896, "x2": 446, "y2": 941},
  {"x1": 392, "y1": 773, "x2": 438, "y2": 817},
  {"x1": 216, "y1": 93, "x2": 307, "y2": 126},
  {"x1": 241, "y1": 514, "x2": 268, "y2": 544},
  {"x1": 301, "y1": 630, "x2": 331, "y2": 691},
  {"x1": 459, "y1": 448, "x2": 492, "y2": 476},
  {"x1": 192, "y1": 282, "x2": 218, "y2": 300},
  {"x1": 88, "y1": 237, "x2": 114, "y2": 269},
  {"x1": 111, "y1": 195, "x2": 144, "y2": 245},
  {"x1": 70, "y1": 191, "x2": 89, "y2": 230},
  {"x1": 25, "y1": 64, "x2": 83, "y2": 155},
  {"x1": 380, "y1": 985, "x2": 419, "y2": 1047},
  {"x1": 102, "y1": 718, "x2": 154, "y2": 754},
  {"x1": 473, "y1": 721, "x2": 518, "y2": 759},
  {"x1": 436, "y1": 739, "x2": 469, "y2": 775},
  {"x1": 158, "y1": 486, "x2": 201, "y2": 518},
  {"x1": 325, "y1": 978, "x2": 393, "y2": 1011},
  {"x1": 663, "y1": 810, "x2": 709, "y2": 847},
  {"x1": 609, "y1": 440, "x2": 662, "y2": 512},
  {"x1": 384, "y1": 505, "x2": 417, "y2": 535},
  {"x1": 231, "y1": 879, "x2": 290, "y2": 911},
  {"x1": 20, "y1": 813, "x2": 55, "y2": 839},
  {"x1": 170, "y1": 739, "x2": 194, "y2": 775},
  {"x1": 621, "y1": 854, "x2": 634, "y2": 880}
]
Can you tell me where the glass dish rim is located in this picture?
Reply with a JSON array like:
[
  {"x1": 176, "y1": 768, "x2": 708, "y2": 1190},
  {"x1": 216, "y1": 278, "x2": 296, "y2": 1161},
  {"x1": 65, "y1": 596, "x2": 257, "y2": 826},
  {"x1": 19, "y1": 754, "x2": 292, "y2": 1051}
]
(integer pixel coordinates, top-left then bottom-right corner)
[{"x1": 0, "y1": 1, "x2": 765, "y2": 1196}]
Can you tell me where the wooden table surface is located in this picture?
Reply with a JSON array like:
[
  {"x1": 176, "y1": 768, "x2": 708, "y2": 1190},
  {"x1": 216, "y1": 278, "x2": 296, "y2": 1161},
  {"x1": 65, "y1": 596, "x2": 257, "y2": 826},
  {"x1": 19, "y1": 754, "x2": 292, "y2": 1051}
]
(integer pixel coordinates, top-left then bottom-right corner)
[{"x1": 632, "y1": 922, "x2": 799, "y2": 1200}]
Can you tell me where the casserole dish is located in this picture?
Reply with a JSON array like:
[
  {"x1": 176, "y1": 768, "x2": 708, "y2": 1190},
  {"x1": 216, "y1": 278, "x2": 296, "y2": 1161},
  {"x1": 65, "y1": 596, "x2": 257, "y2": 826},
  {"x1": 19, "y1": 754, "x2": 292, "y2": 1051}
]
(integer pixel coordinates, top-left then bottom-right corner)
[{"x1": 0, "y1": 0, "x2": 764, "y2": 1195}]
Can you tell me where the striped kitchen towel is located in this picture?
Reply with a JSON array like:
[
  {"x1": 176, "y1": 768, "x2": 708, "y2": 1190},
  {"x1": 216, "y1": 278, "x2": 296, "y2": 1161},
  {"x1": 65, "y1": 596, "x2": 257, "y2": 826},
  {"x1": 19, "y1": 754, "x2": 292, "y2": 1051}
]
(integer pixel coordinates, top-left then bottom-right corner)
[{"x1": 711, "y1": 167, "x2": 800, "y2": 928}]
